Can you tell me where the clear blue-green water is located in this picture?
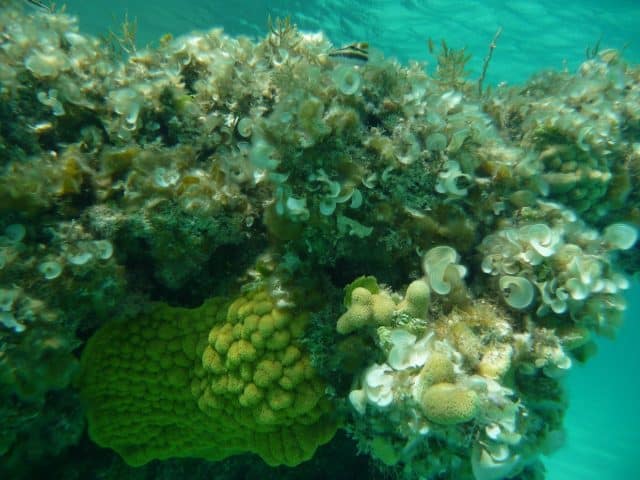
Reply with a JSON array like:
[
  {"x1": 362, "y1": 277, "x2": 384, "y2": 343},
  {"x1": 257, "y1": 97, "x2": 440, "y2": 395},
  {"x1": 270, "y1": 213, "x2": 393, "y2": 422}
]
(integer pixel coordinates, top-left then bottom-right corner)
[{"x1": 41, "y1": 1, "x2": 640, "y2": 478}]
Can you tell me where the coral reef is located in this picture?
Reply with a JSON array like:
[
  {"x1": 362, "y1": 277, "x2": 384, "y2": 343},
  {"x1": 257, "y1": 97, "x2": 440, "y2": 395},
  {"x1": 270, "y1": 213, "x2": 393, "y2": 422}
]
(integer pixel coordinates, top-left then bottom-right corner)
[
  {"x1": 339, "y1": 249, "x2": 569, "y2": 480},
  {"x1": 0, "y1": 2, "x2": 638, "y2": 479}
]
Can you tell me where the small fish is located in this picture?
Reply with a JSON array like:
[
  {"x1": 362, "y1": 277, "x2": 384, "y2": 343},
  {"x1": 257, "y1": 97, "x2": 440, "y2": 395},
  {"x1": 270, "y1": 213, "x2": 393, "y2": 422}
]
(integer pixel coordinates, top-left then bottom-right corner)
[
  {"x1": 29, "y1": 121, "x2": 54, "y2": 134},
  {"x1": 328, "y1": 42, "x2": 369, "y2": 64},
  {"x1": 25, "y1": 0, "x2": 51, "y2": 11}
]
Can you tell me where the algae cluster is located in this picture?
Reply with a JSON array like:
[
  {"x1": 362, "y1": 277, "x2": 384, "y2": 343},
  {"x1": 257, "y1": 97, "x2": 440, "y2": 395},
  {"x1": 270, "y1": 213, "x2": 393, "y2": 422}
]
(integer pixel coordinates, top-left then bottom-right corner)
[{"x1": 1, "y1": 2, "x2": 639, "y2": 479}]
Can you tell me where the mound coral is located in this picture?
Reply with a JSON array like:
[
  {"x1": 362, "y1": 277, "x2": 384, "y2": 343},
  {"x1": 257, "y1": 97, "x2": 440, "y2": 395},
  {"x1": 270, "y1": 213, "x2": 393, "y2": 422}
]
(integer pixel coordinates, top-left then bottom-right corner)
[
  {"x1": 420, "y1": 382, "x2": 479, "y2": 425},
  {"x1": 79, "y1": 287, "x2": 336, "y2": 467}
]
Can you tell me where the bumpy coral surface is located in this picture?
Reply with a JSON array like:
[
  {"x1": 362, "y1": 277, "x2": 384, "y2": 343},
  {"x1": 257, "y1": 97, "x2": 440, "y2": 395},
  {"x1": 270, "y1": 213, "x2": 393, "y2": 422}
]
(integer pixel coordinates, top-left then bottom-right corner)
[
  {"x1": 340, "y1": 255, "x2": 568, "y2": 480},
  {"x1": 80, "y1": 287, "x2": 336, "y2": 467},
  {"x1": 1, "y1": 2, "x2": 639, "y2": 479}
]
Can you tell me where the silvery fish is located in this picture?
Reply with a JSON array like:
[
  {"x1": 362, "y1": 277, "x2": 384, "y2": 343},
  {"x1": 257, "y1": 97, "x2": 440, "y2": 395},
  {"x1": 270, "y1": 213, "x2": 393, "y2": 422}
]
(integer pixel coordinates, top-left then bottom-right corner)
[{"x1": 25, "y1": 0, "x2": 51, "y2": 11}]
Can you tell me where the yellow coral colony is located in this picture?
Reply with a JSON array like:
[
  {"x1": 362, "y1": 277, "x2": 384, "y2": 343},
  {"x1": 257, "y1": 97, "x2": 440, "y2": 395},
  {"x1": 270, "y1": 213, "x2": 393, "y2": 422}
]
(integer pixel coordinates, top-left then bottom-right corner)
[
  {"x1": 420, "y1": 383, "x2": 479, "y2": 425},
  {"x1": 336, "y1": 286, "x2": 396, "y2": 334},
  {"x1": 79, "y1": 287, "x2": 336, "y2": 467},
  {"x1": 337, "y1": 279, "x2": 430, "y2": 335}
]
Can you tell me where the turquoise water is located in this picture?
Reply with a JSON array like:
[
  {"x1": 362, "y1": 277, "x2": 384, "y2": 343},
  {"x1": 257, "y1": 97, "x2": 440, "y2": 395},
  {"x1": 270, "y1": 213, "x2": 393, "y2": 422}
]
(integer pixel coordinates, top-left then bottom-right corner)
[
  {"x1": 546, "y1": 283, "x2": 640, "y2": 479},
  {"x1": 4, "y1": 0, "x2": 639, "y2": 478},
  {"x1": 63, "y1": 0, "x2": 640, "y2": 85}
]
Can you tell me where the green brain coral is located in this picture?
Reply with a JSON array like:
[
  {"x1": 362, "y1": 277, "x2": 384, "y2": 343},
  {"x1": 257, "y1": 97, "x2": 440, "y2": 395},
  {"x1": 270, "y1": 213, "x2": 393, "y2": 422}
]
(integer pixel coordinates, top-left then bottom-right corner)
[
  {"x1": 420, "y1": 382, "x2": 479, "y2": 425},
  {"x1": 79, "y1": 288, "x2": 336, "y2": 467}
]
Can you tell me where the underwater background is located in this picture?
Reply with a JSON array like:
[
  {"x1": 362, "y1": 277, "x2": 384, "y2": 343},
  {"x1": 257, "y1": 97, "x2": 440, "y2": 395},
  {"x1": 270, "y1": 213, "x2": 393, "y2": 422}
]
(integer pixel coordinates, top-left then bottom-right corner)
[
  {"x1": 60, "y1": 1, "x2": 640, "y2": 478},
  {"x1": 1, "y1": 0, "x2": 639, "y2": 478}
]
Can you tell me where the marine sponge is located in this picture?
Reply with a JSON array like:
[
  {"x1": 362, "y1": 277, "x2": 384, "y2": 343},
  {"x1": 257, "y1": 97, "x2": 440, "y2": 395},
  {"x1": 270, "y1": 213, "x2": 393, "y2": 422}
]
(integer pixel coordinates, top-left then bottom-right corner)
[
  {"x1": 80, "y1": 288, "x2": 336, "y2": 467},
  {"x1": 420, "y1": 382, "x2": 479, "y2": 425}
]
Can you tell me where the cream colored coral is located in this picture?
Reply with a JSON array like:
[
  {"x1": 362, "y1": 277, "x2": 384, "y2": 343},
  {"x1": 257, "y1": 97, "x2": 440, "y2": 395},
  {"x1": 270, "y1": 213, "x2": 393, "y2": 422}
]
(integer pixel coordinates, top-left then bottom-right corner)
[
  {"x1": 336, "y1": 288, "x2": 395, "y2": 334},
  {"x1": 397, "y1": 279, "x2": 430, "y2": 319},
  {"x1": 478, "y1": 344, "x2": 513, "y2": 380},
  {"x1": 420, "y1": 382, "x2": 479, "y2": 425},
  {"x1": 418, "y1": 352, "x2": 454, "y2": 387}
]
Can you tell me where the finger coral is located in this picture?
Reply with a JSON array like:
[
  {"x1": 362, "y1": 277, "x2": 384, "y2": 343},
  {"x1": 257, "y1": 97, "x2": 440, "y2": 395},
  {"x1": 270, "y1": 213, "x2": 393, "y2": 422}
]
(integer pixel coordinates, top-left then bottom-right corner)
[{"x1": 336, "y1": 286, "x2": 395, "y2": 334}]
